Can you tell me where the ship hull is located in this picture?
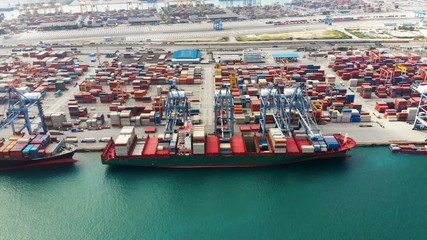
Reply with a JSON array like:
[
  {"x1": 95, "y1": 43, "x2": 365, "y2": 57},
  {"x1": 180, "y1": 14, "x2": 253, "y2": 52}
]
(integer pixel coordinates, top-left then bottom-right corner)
[
  {"x1": 103, "y1": 149, "x2": 350, "y2": 168},
  {"x1": 392, "y1": 150, "x2": 427, "y2": 155},
  {"x1": 0, "y1": 149, "x2": 76, "y2": 168}
]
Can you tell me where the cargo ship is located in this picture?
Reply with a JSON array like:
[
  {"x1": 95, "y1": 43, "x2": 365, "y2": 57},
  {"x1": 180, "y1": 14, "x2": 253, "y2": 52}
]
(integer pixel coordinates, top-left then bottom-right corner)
[
  {"x1": 0, "y1": 134, "x2": 77, "y2": 169},
  {"x1": 389, "y1": 144, "x2": 427, "y2": 155},
  {"x1": 101, "y1": 125, "x2": 356, "y2": 168},
  {"x1": 101, "y1": 82, "x2": 357, "y2": 168}
]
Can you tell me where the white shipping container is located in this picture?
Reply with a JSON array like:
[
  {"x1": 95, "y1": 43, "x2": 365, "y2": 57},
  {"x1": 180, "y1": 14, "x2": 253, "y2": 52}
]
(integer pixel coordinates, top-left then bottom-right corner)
[
  {"x1": 301, "y1": 145, "x2": 315, "y2": 153},
  {"x1": 360, "y1": 115, "x2": 371, "y2": 122},
  {"x1": 184, "y1": 136, "x2": 192, "y2": 150},
  {"x1": 120, "y1": 126, "x2": 135, "y2": 136},
  {"x1": 387, "y1": 116, "x2": 398, "y2": 122},
  {"x1": 193, "y1": 142, "x2": 205, "y2": 154}
]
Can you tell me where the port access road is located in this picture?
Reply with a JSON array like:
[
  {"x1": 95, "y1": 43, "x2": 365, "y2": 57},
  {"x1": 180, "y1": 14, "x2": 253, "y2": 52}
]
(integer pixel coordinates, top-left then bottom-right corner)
[{"x1": 0, "y1": 11, "x2": 418, "y2": 45}]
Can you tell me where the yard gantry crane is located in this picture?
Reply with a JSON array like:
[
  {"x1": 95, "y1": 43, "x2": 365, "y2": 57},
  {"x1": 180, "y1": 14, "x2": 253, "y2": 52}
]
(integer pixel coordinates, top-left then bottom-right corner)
[
  {"x1": 0, "y1": 88, "x2": 47, "y2": 135},
  {"x1": 417, "y1": 67, "x2": 427, "y2": 83},
  {"x1": 214, "y1": 85, "x2": 234, "y2": 139},
  {"x1": 259, "y1": 83, "x2": 291, "y2": 136},
  {"x1": 164, "y1": 86, "x2": 189, "y2": 137}
]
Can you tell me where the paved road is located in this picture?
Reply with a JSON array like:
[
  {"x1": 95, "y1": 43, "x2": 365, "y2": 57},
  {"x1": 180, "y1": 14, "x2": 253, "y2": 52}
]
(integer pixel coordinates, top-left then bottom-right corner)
[
  {"x1": 0, "y1": 11, "x2": 417, "y2": 45},
  {"x1": 201, "y1": 64, "x2": 215, "y2": 131}
]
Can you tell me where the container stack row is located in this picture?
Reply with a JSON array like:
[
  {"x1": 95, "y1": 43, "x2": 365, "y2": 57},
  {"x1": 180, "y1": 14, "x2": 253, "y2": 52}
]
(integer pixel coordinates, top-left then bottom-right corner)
[
  {"x1": 192, "y1": 126, "x2": 205, "y2": 155},
  {"x1": 327, "y1": 49, "x2": 427, "y2": 121},
  {"x1": 215, "y1": 63, "x2": 372, "y2": 126},
  {"x1": 267, "y1": 128, "x2": 287, "y2": 153},
  {"x1": 85, "y1": 114, "x2": 105, "y2": 129},
  {"x1": 68, "y1": 99, "x2": 88, "y2": 119},
  {"x1": 114, "y1": 127, "x2": 136, "y2": 156},
  {"x1": 0, "y1": 53, "x2": 87, "y2": 94}
]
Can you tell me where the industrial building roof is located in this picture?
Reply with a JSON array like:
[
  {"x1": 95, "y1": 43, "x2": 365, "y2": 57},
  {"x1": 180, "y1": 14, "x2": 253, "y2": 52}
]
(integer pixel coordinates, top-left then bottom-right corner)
[
  {"x1": 206, "y1": 9, "x2": 240, "y2": 20},
  {"x1": 128, "y1": 16, "x2": 162, "y2": 23},
  {"x1": 272, "y1": 53, "x2": 300, "y2": 59},
  {"x1": 206, "y1": 13, "x2": 240, "y2": 20},
  {"x1": 172, "y1": 49, "x2": 201, "y2": 60},
  {"x1": 38, "y1": 21, "x2": 79, "y2": 28},
  {"x1": 337, "y1": 9, "x2": 351, "y2": 13}
]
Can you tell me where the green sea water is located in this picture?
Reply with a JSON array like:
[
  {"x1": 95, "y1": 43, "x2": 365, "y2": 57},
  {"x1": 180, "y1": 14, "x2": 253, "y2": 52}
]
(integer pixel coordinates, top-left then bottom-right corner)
[{"x1": 1, "y1": 147, "x2": 427, "y2": 240}]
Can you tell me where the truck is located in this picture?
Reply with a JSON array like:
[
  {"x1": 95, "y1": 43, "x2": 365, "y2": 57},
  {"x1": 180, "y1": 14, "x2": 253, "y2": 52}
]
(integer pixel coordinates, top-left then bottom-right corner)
[
  {"x1": 54, "y1": 90, "x2": 62, "y2": 97},
  {"x1": 81, "y1": 138, "x2": 96, "y2": 143},
  {"x1": 104, "y1": 37, "x2": 113, "y2": 42}
]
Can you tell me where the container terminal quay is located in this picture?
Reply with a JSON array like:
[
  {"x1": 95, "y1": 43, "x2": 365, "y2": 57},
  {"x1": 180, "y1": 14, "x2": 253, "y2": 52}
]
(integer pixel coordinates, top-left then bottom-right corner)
[
  {"x1": 0, "y1": 42, "x2": 426, "y2": 152},
  {"x1": 0, "y1": 1, "x2": 426, "y2": 155}
]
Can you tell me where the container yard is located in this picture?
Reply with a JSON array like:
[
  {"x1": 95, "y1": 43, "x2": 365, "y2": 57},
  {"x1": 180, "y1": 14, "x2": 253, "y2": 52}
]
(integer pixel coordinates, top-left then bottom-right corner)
[
  {"x1": 1, "y1": 44, "x2": 426, "y2": 151},
  {"x1": 13, "y1": 12, "x2": 82, "y2": 31},
  {"x1": 229, "y1": 4, "x2": 302, "y2": 19},
  {"x1": 0, "y1": 0, "x2": 408, "y2": 37},
  {"x1": 2, "y1": 3, "x2": 427, "y2": 240},
  {"x1": 160, "y1": 4, "x2": 227, "y2": 23},
  {"x1": 325, "y1": 49, "x2": 427, "y2": 125},
  {"x1": 83, "y1": 9, "x2": 160, "y2": 27},
  {"x1": 0, "y1": 0, "x2": 425, "y2": 155},
  {"x1": 291, "y1": 0, "x2": 382, "y2": 12}
]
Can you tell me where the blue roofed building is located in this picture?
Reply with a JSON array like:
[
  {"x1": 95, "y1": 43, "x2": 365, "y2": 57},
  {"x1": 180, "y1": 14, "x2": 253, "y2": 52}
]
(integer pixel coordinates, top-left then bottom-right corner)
[
  {"x1": 337, "y1": 9, "x2": 351, "y2": 14},
  {"x1": 272, "y1": 53, "x2": 300, "y2": 62},
  {"x1": 172, "y1": 49, "x2": 201, "y2": 63}
]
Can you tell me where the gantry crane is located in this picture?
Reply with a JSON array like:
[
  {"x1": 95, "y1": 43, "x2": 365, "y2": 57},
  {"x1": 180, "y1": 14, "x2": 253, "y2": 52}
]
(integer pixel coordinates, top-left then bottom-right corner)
[
  {"x1": 164, "y1": 85, "x2": 189, "y2": 137},
  {"x1": 412, "y1": 83, "x2": 427, "y2": 130},
  {"x1": 369, "y1": 50, "x2": 380, "y2": 63},
  {"x1": 417, "y1": 67, "x2": 427, "y2": 83},
  {"x1": 0, "y1": 88, "x2": 47, "y2": 135},
  {"x1": 379, "y1": 66, "x2": 394, "y2": 84},
  {"x1": 259, "y1": 83, "x2": 322, "y2": 141},
  {"x1": 285, "y1": 83, "x2": 323, "y2": 141},
  {"x1": 214, "y1": 85, "x2": 234, "y2": 139},
  {"x1": 395, "y1": 64, "x2": 407, "y2": 75},
  {"x1": 259, "y1": 83, "x2": 291, "y2": 136}
]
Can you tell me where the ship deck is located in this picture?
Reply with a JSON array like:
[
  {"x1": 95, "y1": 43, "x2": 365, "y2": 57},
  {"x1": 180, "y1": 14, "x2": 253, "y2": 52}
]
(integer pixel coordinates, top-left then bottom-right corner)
[{"x1": 102, "y1": 134, "x2": 356, "y2": 162}]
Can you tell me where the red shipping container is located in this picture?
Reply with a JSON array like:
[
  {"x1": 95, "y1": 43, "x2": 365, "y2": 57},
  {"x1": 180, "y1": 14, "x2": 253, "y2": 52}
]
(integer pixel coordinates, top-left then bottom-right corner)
[
  {"x1": 231, "y1": 136, "x2": 246, "y2": 154},
  {"x1": 206, "y1": 136, "x2": 220, "y2": 155}
]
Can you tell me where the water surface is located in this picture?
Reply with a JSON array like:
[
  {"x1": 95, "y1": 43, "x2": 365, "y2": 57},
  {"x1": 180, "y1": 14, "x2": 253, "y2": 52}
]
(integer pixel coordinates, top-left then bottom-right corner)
[{"x1": 1, "y1": 147, "x2": 426, "y2": 239}]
